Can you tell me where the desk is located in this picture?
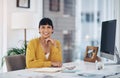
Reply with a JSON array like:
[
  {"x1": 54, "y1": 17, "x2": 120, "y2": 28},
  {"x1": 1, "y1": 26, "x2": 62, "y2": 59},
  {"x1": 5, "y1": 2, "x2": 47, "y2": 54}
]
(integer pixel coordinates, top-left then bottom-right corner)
[{"x1": 0, "y1": 61, "x2": 120, "y2": 78}]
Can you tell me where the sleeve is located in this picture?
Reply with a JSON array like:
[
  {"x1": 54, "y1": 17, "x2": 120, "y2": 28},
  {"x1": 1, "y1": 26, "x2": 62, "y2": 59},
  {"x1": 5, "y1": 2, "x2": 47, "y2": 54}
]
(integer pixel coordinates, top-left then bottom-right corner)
[
  {"x1": 50, "y1": 40, "x2": 62, "y2": 62},
  {"x1": 26, "y1": 40, "x2": 52, "y2": 68}
]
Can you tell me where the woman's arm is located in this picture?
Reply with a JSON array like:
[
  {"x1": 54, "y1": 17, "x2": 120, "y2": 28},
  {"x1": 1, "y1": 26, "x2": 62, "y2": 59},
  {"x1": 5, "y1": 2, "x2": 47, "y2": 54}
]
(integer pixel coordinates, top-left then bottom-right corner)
[
  {"x1": 50, "y1": 40, "x2": 62, "y2": 64},
  {"x1": 26, "y1": 40, "x2": 52, "y2": 68}
]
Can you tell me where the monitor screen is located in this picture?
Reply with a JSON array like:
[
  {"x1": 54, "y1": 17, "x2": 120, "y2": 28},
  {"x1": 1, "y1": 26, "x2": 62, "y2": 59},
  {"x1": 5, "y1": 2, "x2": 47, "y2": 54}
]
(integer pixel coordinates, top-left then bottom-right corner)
[{"x1": 100, "y1": 19, "x2": 116, "y2": 60}]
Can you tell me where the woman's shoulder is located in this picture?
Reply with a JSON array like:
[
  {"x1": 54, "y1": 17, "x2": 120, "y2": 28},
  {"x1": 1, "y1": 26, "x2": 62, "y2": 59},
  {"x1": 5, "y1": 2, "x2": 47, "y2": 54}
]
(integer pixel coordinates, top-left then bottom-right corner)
[
  {"x1": 28, "y1": 38, "x2": 39, "y2": 44},
  {"x1": 54, "y1": 39, "x2": 61, "y2": 44}
]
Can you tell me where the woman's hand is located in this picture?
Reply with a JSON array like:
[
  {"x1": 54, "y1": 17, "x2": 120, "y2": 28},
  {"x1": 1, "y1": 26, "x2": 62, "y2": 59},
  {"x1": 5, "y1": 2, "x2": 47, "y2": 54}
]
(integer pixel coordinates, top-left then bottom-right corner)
[
  {"x1": 45, "y1": 38, "x2": 56, "y2": 46},
  {"x1": 51, "y1": 62, "x2": 62, "y2": 67}
]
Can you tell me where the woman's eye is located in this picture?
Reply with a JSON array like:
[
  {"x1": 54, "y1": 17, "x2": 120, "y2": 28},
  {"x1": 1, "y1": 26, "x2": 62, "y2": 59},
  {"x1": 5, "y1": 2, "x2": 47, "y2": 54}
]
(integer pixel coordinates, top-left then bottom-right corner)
[
  {"x1": 48, "y1": 27, "x2": 50, "y2": 28},
  {"x1": 48, "y1": 26, "x2": 51, "y2": 29},
  {"x1": 42, "y1": 26, "x2": 45, "y2": 29}
]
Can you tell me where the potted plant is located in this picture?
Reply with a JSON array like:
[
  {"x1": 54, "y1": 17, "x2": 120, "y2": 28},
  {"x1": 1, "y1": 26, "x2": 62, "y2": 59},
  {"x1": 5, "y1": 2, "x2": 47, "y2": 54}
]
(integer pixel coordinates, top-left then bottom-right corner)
[{"x1": 0, "y1": 42, "x2": 26, "y2": 68}]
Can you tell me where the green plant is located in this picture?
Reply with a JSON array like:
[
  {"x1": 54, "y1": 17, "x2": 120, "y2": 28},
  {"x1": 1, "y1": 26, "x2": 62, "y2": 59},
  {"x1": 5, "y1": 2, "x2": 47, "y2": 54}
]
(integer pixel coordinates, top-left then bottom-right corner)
[
  {"x1": 0, "y1": 41, "x2": 27, "y2": 68},
  {"x1": 7, "y1": 47, "x2": 25, "y2": 56}
]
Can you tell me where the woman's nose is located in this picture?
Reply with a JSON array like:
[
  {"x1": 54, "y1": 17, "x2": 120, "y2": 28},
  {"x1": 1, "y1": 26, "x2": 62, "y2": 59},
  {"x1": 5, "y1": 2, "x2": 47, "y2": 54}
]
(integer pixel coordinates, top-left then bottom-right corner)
[{"x1": 44, "y1": 28, "x2": 48, "y2": 32}]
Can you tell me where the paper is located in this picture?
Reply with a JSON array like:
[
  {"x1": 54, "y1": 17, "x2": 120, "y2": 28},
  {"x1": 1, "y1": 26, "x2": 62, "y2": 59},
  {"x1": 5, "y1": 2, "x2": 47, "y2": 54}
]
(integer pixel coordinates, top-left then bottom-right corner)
[{"x1": 33, "y1": 67, "x2": 62, "y2": 73}]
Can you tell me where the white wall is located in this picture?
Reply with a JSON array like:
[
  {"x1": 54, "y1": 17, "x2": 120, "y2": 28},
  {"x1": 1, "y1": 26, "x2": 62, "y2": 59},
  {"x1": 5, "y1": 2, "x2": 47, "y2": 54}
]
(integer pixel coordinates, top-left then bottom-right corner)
[
  {"x1": 114, "y1": 0, "x2": 120, "y2": 55},
  {"x1": 7, "y1": 0, "x2": 43, "y2": 48},
  {"x1": 0, "y1": 0, "x2": 3, "y2": 72},
  {"x1": 0, "y1": 0, "x2": 3, "y2": 51}
]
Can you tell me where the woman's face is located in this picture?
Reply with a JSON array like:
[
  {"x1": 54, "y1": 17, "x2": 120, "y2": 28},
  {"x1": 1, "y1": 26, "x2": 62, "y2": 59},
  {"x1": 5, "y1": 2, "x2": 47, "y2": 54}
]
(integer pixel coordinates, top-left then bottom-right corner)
[{"x1": 39, "y1": 25, "x2": 53, "y2": 39}]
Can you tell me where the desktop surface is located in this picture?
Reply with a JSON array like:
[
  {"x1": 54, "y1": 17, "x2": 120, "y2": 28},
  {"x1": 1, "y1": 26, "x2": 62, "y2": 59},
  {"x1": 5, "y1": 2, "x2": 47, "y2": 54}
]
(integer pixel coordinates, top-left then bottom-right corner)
[
  {"x1": 100, "y1": 57, "x2": 119, "y2": 65},
  {"x1": 0, "y1": 60, "x2": 120, "y2": 78}
]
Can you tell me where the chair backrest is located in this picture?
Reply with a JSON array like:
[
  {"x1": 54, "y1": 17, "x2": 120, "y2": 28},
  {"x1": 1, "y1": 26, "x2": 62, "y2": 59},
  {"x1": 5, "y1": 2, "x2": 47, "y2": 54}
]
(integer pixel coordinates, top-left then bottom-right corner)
[{"x1": 5, "y1": 55, "x2": 26, "y2": 71}]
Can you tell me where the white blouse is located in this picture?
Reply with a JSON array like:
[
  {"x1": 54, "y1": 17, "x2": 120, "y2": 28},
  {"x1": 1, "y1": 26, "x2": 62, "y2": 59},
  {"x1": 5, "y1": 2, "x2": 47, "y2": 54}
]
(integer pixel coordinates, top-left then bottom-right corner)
[{"x1": 45, "y1": 52, "x2": 50, "y2": 59}]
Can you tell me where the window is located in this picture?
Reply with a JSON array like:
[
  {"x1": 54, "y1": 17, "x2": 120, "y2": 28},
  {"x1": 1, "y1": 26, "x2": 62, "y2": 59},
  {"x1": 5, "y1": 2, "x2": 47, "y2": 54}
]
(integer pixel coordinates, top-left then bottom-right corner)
[{"x1": 64, "y1": 0, "x2": 75, "y2": 16}]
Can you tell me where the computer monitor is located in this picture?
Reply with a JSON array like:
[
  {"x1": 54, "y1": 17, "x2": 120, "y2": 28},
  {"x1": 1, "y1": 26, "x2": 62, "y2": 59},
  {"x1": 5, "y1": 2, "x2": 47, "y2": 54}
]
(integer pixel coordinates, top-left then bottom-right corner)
[{"x1": 100, "y1": 19, "x2": 116, "y2": 61}]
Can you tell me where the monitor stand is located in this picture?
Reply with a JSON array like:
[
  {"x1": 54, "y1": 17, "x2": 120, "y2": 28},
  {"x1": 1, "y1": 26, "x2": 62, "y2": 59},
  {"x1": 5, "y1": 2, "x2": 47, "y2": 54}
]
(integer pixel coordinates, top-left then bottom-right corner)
[
  {"x1": 102, "y1": 47, "x2": 120, "y2": 65},
  {"x1": 114, "y1": 47, "x2": 120, "y2": 64},
  {"x1": 101, "y1": 58, "x2": 117, "y2": 65}
]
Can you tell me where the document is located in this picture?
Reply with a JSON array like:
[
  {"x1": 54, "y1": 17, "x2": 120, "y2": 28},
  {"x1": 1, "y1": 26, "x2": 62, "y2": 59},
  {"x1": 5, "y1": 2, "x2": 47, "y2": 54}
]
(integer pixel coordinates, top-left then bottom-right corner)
[{"x1": 33, "y1": 67, "x2": 62, "y2": 73}]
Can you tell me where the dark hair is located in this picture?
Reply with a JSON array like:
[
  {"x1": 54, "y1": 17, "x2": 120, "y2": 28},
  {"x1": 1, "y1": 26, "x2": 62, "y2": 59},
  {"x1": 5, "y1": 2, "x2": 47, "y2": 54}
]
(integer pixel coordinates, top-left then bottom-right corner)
[{"x1": 39, "y1": 17, "x2": 53, "y2": 29}]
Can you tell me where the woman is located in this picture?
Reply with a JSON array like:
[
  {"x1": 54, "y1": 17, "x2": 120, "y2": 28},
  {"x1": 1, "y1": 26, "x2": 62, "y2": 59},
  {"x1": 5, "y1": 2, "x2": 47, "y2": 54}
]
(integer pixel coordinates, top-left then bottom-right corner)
[{"x1": 26, "y1": 18, "x2": 62, "y2": 68}]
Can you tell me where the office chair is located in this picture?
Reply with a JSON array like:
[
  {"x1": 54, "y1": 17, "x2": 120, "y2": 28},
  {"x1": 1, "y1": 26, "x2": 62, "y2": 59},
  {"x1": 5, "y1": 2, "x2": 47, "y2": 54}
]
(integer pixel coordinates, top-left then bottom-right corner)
[{"x1": 5, "y1": 55, "x2": 26, "y2": 71}]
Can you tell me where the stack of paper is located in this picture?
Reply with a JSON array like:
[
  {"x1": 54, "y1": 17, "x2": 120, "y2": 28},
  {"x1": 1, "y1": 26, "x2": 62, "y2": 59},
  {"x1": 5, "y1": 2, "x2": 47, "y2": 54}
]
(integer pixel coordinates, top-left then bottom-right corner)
[{"x1": 33, "y1": 67, "x2": 62, "y2": 73}]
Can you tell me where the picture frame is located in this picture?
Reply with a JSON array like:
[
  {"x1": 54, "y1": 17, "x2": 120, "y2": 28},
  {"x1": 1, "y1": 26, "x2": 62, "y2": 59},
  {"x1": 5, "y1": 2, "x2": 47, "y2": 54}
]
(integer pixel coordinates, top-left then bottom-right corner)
[
  {"x1": 17, "y1": 0, "x2": 30, "y2": 8},
  {"x1": 49, "y1": 0, "x2": 60, "y2": 12},
  {"x1": 84, "y1": 46, "x2": 99, "y2": 62}
]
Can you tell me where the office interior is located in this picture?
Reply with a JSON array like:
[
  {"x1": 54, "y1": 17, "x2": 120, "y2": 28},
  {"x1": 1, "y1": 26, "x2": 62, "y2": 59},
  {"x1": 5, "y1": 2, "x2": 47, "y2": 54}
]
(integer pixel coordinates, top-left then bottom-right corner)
[{"x1": 0, "y1": 0, "x2": 120, "y2": 73}]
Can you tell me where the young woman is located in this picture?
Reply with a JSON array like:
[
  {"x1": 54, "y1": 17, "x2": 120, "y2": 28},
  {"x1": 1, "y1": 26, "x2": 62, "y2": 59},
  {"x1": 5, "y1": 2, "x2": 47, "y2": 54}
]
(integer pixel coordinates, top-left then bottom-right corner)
[{"x1": 26, "y1": 18, "x2": 62, "y2": 68}]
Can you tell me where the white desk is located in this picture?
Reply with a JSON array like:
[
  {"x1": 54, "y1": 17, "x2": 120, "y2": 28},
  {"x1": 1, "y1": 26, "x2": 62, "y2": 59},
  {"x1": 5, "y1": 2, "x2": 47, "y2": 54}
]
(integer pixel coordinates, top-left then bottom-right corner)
[{"x1": 0, "y1": 61, "x2": 120, "y2": 78}]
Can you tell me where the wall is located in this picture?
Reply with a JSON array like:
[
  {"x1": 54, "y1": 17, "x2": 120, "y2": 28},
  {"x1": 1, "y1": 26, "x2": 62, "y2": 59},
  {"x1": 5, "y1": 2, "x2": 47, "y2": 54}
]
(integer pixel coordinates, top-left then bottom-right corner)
[
  {"x1": 0, "y1": 0, "x2": 3, "y2": 51},
  {"x1": 7, "y1": 0, "x2": 43, "y2": 49},
  {"x1": 114, "y1": 0, "x2": 120, "y2": 55},
  {"x1": 43, "y1": 0, "x2": 75, "y2": 62},
  {"x1": 0, "y1": 0, "x2": 3, "y2": 72}
]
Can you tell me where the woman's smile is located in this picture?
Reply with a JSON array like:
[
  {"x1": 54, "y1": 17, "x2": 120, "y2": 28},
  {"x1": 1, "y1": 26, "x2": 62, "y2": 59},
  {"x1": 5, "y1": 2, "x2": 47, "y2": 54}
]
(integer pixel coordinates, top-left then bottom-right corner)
[
  {"x1": 40, "y1": 25, "x2": 53, "y2": 38},
  {"x1": 42, "y1": 32, "x2": 50, "y2": 37}
]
